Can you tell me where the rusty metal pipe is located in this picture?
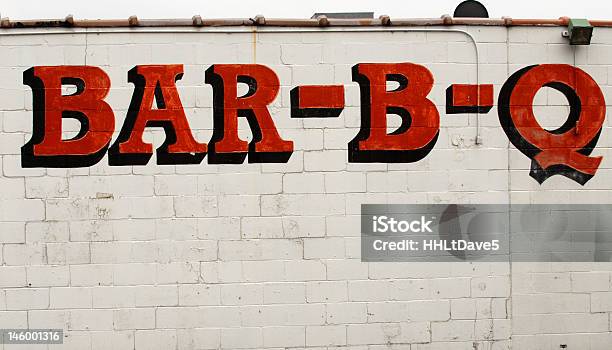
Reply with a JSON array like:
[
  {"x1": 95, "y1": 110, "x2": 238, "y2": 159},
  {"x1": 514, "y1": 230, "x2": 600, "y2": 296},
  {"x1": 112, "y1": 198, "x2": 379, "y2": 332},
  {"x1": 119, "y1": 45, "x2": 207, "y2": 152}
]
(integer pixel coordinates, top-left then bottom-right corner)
[
  {"x1": 1, "y1": 19, "x2": 73, "y2": 28},
  {"x1": 203, "y1": 18, "x2": 251, "y2": 26},
  {"x1": 263, "y1": 18, "x2": 319, "y2": 27},
  {"x1": 391, "y1": 18, "x2": 446, "y2": 26},
  {"x1": 448, "y1": 18, "x2": 507, "y2": 26},
  {"x1": 509, "y1": 18, "x2": 567, "y2": 26},
  {"x1": 588, "y1": 20, "x2": 612, "y2": 27},
  {"x1": 138, "y1": 19, "x2": 194, "y2": 27},
  {"x1": 4, "y1": 16, "x2": 612, "y2": 28},
  {"x1": 72, "y1": 19, "x2": 129, "y2": 27}
]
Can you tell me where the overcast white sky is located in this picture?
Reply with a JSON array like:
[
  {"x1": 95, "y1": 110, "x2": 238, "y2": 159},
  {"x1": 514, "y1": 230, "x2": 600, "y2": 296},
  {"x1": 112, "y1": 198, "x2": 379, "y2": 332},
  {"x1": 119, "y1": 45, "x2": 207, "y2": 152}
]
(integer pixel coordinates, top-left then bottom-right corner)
[{"x1": 1, "y1": 0, "x2": 610, "y2": 20}]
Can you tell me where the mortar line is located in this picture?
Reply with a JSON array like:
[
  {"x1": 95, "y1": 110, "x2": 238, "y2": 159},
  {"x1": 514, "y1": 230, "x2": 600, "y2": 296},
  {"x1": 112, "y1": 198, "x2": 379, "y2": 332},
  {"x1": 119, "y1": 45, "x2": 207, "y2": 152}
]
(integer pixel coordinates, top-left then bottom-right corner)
[{"x1": 505, "y1": 25, "x2": 513, "y2": 348}]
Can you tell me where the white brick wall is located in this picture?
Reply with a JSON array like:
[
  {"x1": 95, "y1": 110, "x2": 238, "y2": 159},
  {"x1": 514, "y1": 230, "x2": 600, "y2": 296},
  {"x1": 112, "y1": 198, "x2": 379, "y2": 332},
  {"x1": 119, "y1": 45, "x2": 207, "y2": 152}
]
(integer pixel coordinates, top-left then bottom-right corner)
[{"x1": 0, "y1": 25, "x2": 611, "y2": 349}]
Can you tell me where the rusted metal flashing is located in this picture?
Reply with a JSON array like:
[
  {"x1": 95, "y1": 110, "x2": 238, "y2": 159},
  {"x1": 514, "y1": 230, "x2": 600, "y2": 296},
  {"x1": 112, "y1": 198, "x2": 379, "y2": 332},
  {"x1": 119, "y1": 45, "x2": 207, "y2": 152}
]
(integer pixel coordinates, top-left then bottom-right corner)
[{"x1": 0, "y1": 15, "x2": 611, "y2": 28}]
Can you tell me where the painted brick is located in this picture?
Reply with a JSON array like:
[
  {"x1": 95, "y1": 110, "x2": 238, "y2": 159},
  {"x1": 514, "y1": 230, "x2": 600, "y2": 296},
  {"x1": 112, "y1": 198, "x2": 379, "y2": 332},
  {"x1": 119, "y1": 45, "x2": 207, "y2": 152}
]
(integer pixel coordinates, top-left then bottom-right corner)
[
  {"x1": 178, "y1": 284, "x2": 220, "y2": 306},
  {"x1": 26, "y1": 177, "x2": 68, "y2": 198},
  {"x1": 221, "y1": 283, "x2": 264, "y2": 305},
  {"x1": 347, "y1": 322, "x2": 430, "y2": 345},
  {"x1": 262, "y1": 326, "x2": 306, "y2": 348},
  {"x1": 0, "y1": 311, "x2": 28, "y2": 328},
  {"x1": 0, "y1": 222, "x2": 25, "y2": 244},
  {"x1": 91, "y1": 331, "x2": 135, "y2": 350},
  {"x1": 326, "y1": 302, "x2": 367, "y2": 324},
  {"x1": 513, "y1": 293, "x2": 590, "y2": 315},
  {"x1": 282, "y1": 216, "x2": 327, "y2": 238},
  {"x1": 304, "y1": 237, "x2": 346, "y2": 259},
  {"x1": 50, "y1": 287, "x2": 93, "y2": 309},
  {"x1": 156, "y1": 306, "x2": 241, "y2": 328},
  {"x1": 5, "y1": 288, "x2": 49, "y2": 310},
  {"x1": 0, "y1": 199, "x2": 45, "y2": 221},
  {"x1": 325, "y1": 172, "x2": 367, "y2": 193},
  {"x1": 281, "y1": 44, "x2": 323, "y2": 64},
  {"x1": 92, "y1": 286, "x2": 137, "y2": 308},
  {"x1": 134, "y1": 285, "x2": 179, "y2": 307},
  {"x1": 157, "y1": 262, "x2": 201, "y2": 284},
  {"x1": 471, "y1": 276, "x2": 511, "y2": 297},
  {"x1": 0, "y1": 177, "x2": 25, "y2": 198},
  {"x1": 263, "y1": 282, "x2": 306, "y2": 304},
  {"x1": 306, "y1": 281, "x2": 348, "y2": 303},
  {"x1": 513, "y1": 313, "x2": 609, "y2": 334},
  {"x1": 28, "y1": 310, "x2": 68, "y2": 329},
  {"x1": 284, "y1": 260, "x2": 326, "y2": 281},
  {"x1": 27, "y1": 265, "x2": 70, "y2": 287},
  {"x1": 3, "y1": 243, "x2": 45, "y2": 265},
  {"x1": 46, "y1": 242, "x2": 91, "y2": 265},
  {"x1": 219, "y1": 239, "x2": 302, "y2": 260},
  {"x1": 135, "y1": 330, "x2": 177, "y2": 350},
  {"x1": 220, "y1": 327, "x2": 263, "y2": 349},
  {"x1": 177, "y1": 328, "x2": 220, "y2": 350},
  {"x1": 283, "y1": 173, "x2": 325, "y2": 193},
  {"x1": 570, "y1": 271, "x2": 611, "y2": 292},
  {"x1": 174, "y1": 196, "x2": 218, "y2": 218},
  {"x1": 69, "y1": 309, "x2": 114, "y2": 330},
  {"x1": 431, "y1": 320, "x2": 475, "y2": 342},
  {"x1": 306, "y1": 325, "x2": 346, "y2": 346},
  {"x1": 218, "y1": 195, "x2": 260, "y2": 216},
  {"x1": 70, "y1": 264, "x2": 114, "y2": 287},
  {"x1": 261, "y1": 194, "x2": 345, "y2": 216},
  {"x1": 113, "y1": 308, "x2": 156, "y2": 330}
]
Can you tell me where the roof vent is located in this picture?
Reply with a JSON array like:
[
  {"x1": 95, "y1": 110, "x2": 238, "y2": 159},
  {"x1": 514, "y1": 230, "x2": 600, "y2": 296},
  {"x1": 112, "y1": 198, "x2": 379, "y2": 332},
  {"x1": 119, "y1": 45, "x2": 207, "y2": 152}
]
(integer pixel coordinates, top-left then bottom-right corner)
[
  {"x1": 311, "y1": 12, "x2": 374, "y2": 19},
  {"x1": 453, "y1": 0, "x2": 489, "y2": 18}
]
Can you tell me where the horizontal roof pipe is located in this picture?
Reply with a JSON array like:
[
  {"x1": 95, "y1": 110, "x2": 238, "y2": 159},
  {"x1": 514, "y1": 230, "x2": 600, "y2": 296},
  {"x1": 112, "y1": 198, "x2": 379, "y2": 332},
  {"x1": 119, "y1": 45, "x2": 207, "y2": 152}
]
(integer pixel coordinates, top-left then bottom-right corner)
[{"x1": 1, "y1": 15, "x2": 612, "y2": 28}]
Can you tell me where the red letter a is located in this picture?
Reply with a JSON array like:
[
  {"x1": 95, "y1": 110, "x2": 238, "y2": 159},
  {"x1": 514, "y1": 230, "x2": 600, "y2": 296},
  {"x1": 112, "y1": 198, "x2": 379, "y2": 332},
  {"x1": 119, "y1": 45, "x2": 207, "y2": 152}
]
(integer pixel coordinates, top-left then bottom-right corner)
[{"x1": 109, "y1": 65, "x2": 207, "y2": 165}]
